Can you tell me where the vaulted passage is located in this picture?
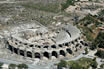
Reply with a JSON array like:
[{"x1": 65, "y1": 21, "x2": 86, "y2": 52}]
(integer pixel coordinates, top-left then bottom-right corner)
[
  {"x1": 35, "y1": 52, "x2": 41, "y2": 59},
  {"x1": 14, "y1": 48, "x2": 18, "y2": 54},
  {"x1": 8, "y1": 45, "x2": 13, "y2": 51},
  {"x1": 65, "y1": 43, "x2": 69, "y2": 46},
  {"x1": 27, "y1": 51, "x2": 32, "y2": 58},
  {"x1": 59, "y1": 50, "x2": 66, "y2": 56},
  {"x1": 20, "y1": 50, "x2": 24, "y2": 56},
  {"x1": 52, "y1": 51, "x2": 58, "y2": 58},
  {"x1": 66, "y1": 48, "x2": 72, "y2": 54},
  {"x1": 59, "y1": 44, "x2": 63, "y2": 47},
  {"x1": 51, "y1": 45, "x2": 56, "y2": 48},
  {"x1": 43, "y1": 52, "x2": 50, "y2": 59},
  {"x1": 43, "y1": 46, "x2": 49, "y2": 48}
]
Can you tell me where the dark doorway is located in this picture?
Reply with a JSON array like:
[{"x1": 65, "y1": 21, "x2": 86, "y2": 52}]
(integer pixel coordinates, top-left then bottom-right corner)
[
  {"x1": 27, "y1": 51, "x2": 32, "y2": 58},
  {"x1": 14, "y1": 48, "x2": 18, "y2": 54},
  {"x1": 59, "y1": 50, "x2": 66, "y2": 56},
  {"x1": 35, "y1": 52, "x2": 41, "y2": 59},
  {"x1": 52, "y1": 51, "x2": 58, "y2": 58},
  {"x1": 43, "y1": 52, "x2": 50, "y2": 59},
  {"x1": 20, "y1": 50, "x2": 24, "y2": 56},
  {"x1": 66, "y1": 48, "x2": 72, "y2": 54}
]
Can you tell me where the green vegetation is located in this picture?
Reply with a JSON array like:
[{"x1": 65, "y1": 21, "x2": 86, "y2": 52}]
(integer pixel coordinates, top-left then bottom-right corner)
[
  {"x1": 77, "y1": 14, "x2": 102, "y2": 41},
  {"x1": 18, "y1": 64, "x2": 28, "y2": 69},
  {"x1": 61, "y1": 0, "x2": 75, "y2": 10},
  {"x1": 21, "y1": 2, "x2": 60, "y2": 13},
  {"x1": 58, "y1": 57, "x2": 98, "y2": 69},
  {"x1": 58, "y1": 60, "x2": 67, "y2": 68},
  {"x1": 9, "y1": 64, "x2": 17, "y2": 69},
  {"x1": 98, "y1": 10, "x2": 104, "y2": 21},
  {"x1": 90, "y1": 32, "x2": 104, "y2": 50},
  {"x1": 0, "y1": 62, "x2": 3, "y2": 68},
  {"x1": 100, "y1": 64, "x2": 104, "y2": 69},
  {"x1": 84, "y1": 48, "x2": 88, "y2": 54},
  {"x1": 95, "y1": 50, "x2": 104, "y2": 58}
]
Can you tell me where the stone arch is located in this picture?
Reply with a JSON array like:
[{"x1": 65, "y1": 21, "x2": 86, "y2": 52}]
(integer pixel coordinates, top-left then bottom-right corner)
[
  {"x1": 43, "y1": 46, "x2": 49, "y2": 48},
  {"x1": 59, "y1": 50, "x2": 66, "y2": 56},
  {"x1": 14, "y1": 48, "x2": 18, "y2": 54},
  {"x1": 51, "y1": 45, "x2": 56, "y2": 48},
  {"x1": 59, "y1": 44, "x2": 63, "y2": 47},
  {"x1": 80, "y1": 41, "x2": 84, "y2": 45},
  {"x1": 43, "y1": 52, "x2": 50, "y2": 59},
  {"x1": 65, "y1": 43, "x2": 69, "y2": 46},
  {"x1": 52, "y1": 51, "x2": 58, "y2": 58},
  {"x1": 35, "y1": 45, "x2": 41, "y2": 48},
  {"x1": 27, "y1": 51, "x2": 32, "y2": 58},
  {"x1": 66, "y1": 48, "x2": 72, "y2": 54},
  {"x1": 30, "y1": 45, "x2": 33, "y2": 47},
  {"x1": 35, "y1": 52, "x2": 41, "y2": 59},
  {"x1": 20, "y1": 50, "x2": 24, "y2": 56}
]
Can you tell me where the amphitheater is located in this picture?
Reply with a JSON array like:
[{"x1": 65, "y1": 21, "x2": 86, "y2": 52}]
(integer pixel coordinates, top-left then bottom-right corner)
[{"x1": 7, "y1": 23, "x2": 87, "y2": 60}]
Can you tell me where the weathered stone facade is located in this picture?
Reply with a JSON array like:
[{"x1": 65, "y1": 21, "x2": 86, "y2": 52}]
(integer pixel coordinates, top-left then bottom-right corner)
[{"x1": 7, "y1": 24, "x2": 86, "y2": 60}]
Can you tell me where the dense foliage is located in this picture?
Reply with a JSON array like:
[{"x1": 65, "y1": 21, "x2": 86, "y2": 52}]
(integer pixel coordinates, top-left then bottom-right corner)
[
  {"x1": 61, "y1": 0, "x2": 75, "y2": 10},
  {"x1": 58, "y1": 57, "x2": 98, "y2": 69},
  {"x1": 58, "y1": 60, "x2": 67, "y2": 68},
  {"x1": 18, "y1": 64, "x2": 28, "y2": 69},
  {"x1": 95, "y1": 50, "x2": 104, "y2": 58},
  {"x1": 90, "y1": 32, "x2": 104, "y2": 50},
  {"x1": 9, "y1": 64, "x2": 17, "y2": 69},
  {"x1": 0, "y1": 62, "x2": 3, "y2": 68}
]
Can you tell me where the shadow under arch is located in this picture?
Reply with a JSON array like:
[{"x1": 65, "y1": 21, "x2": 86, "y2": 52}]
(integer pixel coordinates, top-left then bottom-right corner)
[
  {"x1": 27, "y1": 51, "x2": 32, "y2": 58},
  {"x1": 35, "y1": 52, "x2": 41, "y2": 59},
  {"x1": 59, "y1": 50, "x2": 66, "y2": 56},
  {"x1": 52, "y1": 51, "x2": 58, "y2": 58},
  {"x1": 66, "y1": 48, "x2": 72, "y2": 54},
  {"x1": 43, "y1": 52, "x2": 50, "y2": 59}
]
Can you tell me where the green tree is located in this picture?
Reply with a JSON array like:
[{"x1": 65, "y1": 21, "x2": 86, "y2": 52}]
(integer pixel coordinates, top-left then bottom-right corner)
[
  {"x1": 90, "y1": 32, "x2": 104, "y2": 50},
  {"x1": 95, "y1": 50, "x2": 104, "y2": 58},
  {"x1": 0, "y1": 62, "x2": 3, "y2": 68},
  {"x1": 90, "y1": 61, "x2": 98, "y2": 68},
  {"x1": 100, "y1": 64, "x2": 104, "y2": 69},
  {"x1": 58, "y1": 60, "x2": 67, "y2": 67},
  {"x1": 18, "y1": 63, "x2": 28, "y2": 69},
  {"x1": 9, "y1": 64, "x2": 17, "y2": 69},
  {"x1": 84, "y1": 48, "x2": 88, "y2": 54},
  {"x1": 71, "y1": 62, "x2": 84, "y2": 69}
]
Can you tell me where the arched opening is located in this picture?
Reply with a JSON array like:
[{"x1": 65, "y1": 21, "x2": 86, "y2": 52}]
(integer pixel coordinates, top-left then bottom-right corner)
[
  {"x1": 71, "y1": 41, "x2": 74, "y2": 44},
  {"x1": 59, "y1": 44, "x2": 63, "y2": 47},
  {"x1": 59, "y1": 50, "x2": 66, "y2": 56},
  {"x1": 38, "y1": 46, "x2": 41, "y2": 48},
  {"x1": 51, "y1": 45, "x2": 56, "y2": 48},
  {"x1": 14, "y1": 48, "x2": 18, "y2": 54},
  {"x1": 27, "y1": 51, "x2": 32, "y2": 58},
  {"x1": 35, "y1": 52, "x2": 41, "y2": 59},
  {"x1": 20, "y1": 50, "x2": 24, "y2": 56},
  {"x1": 66, "y1": 48, "x2": 72, "y2": 54},
  {"x1": 8, "y1": 45, "x2": 13, "y2": 51},
  {"x1": 80, "y1": 41, "x2": 84, "y2": 45},
  {"x1": 75, "y1": 44, "x2": 79, "y2": 47},
  {"x1": 43, "y1": 46, "x2": 49, "y2": 48},
  {"x1": 75, "y1": 39, "x2": 78, "y2": 42},
  {"x1": 65, "y1": 43, "x2": 69, "y2": 46},
  {"x1": 52, "y1": 51, "x2": 58, "y2": 58},
  {"x1": 43, "y1": 52, "x2": 50, "y2": 59},
  {"x1": 30, "y1": 45, "x2": 33, "y2": 47},
  {"x1": 85, "y1": 43, "x2": 88, "y2": 46}
]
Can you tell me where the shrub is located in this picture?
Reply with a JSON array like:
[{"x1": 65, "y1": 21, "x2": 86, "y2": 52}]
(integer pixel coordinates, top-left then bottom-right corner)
[
  {"x1": 9, "y1": 64, "x2": 17, "y2": 69},
  {"x1": 18, "y1": 63, "x2": 28, "y2": 69}
]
